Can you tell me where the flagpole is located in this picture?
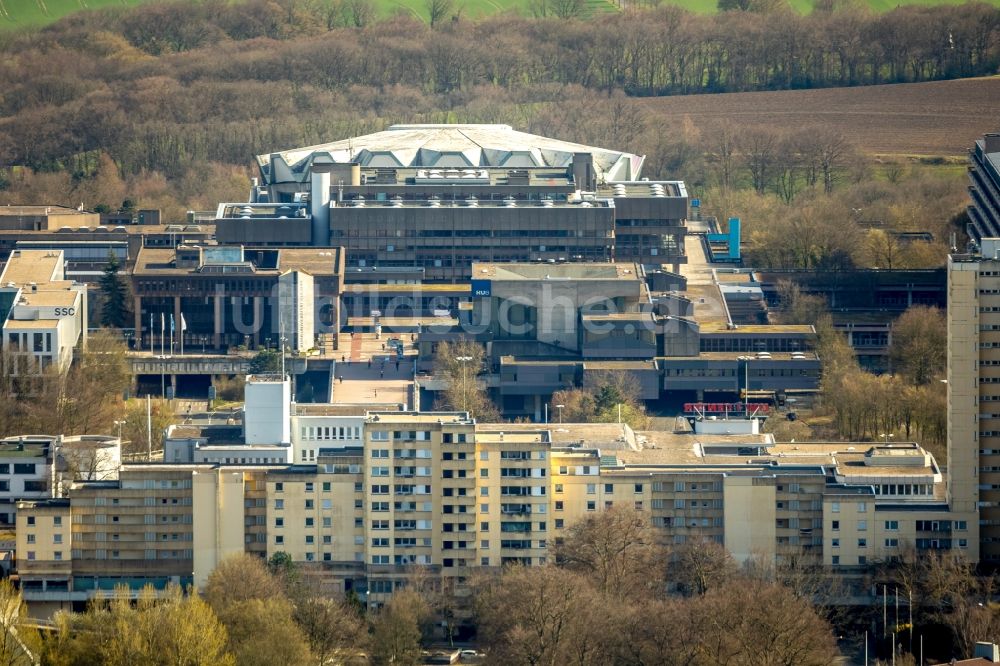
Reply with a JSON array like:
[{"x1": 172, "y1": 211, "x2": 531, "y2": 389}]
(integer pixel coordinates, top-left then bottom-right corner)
[
  {"x1": 149, "y1": 312, "x2": 153, "y2": 354},
  {"x1": 160, "y1": 313, "x2": 165, "y2": 398},
  {"x1": 180, "y1": 313, "x2": 185, "y2": 356},
  {"x1": 146, "y1": 394, "x2": 152, "y2": 461}
]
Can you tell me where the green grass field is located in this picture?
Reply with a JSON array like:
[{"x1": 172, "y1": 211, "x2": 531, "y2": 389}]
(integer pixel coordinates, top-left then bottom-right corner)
[{"x1": 0, "y1": 0, "x2": 997, "y2": 31}]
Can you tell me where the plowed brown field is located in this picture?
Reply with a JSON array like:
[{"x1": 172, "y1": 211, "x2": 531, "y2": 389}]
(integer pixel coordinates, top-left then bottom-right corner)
[{"x1": 639, "y1": 76, "x2": 1000, "y2": 157}]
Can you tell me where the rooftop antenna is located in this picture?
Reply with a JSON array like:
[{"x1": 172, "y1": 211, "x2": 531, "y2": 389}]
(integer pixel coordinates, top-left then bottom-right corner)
[{"x1": 950, "y1": 231, "x2": 958, "y2": 253}]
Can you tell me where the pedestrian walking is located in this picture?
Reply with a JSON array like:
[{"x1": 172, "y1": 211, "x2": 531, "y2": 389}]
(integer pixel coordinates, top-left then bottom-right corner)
[
  {"x1": 380, "y1": 370, "x2": 384, "y2": 378},
  {"x1": 368, "y1": 359, "x2": 372, "y2": 369}
]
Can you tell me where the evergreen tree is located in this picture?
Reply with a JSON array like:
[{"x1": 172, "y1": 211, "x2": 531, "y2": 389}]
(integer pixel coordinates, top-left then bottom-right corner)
[{"x1": 99, "y1": 251, "x2": 130, "y2": 328}]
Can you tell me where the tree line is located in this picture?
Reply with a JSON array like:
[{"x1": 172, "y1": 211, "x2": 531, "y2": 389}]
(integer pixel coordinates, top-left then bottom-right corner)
[
  {"x1": 0, "y1": 1, "x2": 996, "y2": 183},
  {"x1": 12, "y1": 509, "x2": 845, "y2": 666}
]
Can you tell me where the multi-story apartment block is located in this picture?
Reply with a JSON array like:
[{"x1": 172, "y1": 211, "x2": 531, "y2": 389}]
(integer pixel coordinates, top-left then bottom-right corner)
[
  {"x1": 17, "y1": 408, "x2": 973, "y2": 615},
  {"x1": 948, "y1": 237, "x2": 1000, "y2": 562},
  {"x1": 16, "y1": 464, "x2": 263, "y2": 616}
]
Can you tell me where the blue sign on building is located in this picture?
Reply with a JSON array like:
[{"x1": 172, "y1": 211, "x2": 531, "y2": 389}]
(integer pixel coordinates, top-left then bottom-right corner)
[
  {"x1": 691, "y1": 198, "x2": 700, "y2": 207},
  {"x1": 471, "y1": 279, "x2": 492, "y2": 297}
]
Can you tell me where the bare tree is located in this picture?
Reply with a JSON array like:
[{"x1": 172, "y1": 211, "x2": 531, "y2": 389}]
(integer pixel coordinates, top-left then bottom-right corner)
[
  {"x1": 555, "y1": 505, "x2": 666, "y2": 600},
  {"x1": 889, "y1": 305, "x2": 946, "y2": 385},
  {"x1": 668, "y1": 538, "x2": 739, "y2": 596},
  {"x1": 424, "y1": 0, "x2": 454, "y2": 28},
  {"x1": 433, "y1": 339, "x2": 499, "y2": 421},
  {"x1": 741, "y1": 128, "x2": 779, "y2": 195}
]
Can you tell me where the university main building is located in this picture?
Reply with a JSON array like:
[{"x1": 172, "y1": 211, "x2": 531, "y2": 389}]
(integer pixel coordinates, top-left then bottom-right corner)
[{"x1": 215, "y1": 124, "x2": 688, "y2": 281}]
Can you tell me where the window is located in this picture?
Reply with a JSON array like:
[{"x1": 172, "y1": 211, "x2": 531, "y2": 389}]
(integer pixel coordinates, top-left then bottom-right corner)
[
  {"x1": 275, "y1": 482, "x2": 283, "y2": 492},
  {"x1": 857, "y1": 520, "x2": 867, "y2": 532},
  {"x1": 634, "y1": 483, "x2": 644, "y2": 493},
  {"x1": 555, "y1": 519, "x2": 564, "y2": 529},
  {"x1": 884, "y1": 520, "x2": 899, "y2": 531},
  {"x1": 53, "y1": 516, "x2": 62, "y2": 526},
  {"x1": 555, "y1": 501, "x2": 563, "y2": 511},
  {"x1": 555, "y1": 484, "x2": 563, "y2": 493},
  {"x1": 831, "y1": 538, "x2": 840, "y2": 548},
  {"x1": 831, "y1": 520, "x2": 840, "y2": 531},
  {"x1": 480, "y1": 469, "x2": 488, "y2": 478},
  {"x1": 586, "y1": 501, "x2": 596, "y2": 511},
  {"x1": 857, "y1": 538, "x2": 867, "y2": 549},
  {"x1": 857, "y1": 502, "x2": 866, "y2": 512},
  {"x1": 885, "y1": 538, "x2": 899, "y2": 548},
  {"x1": 586, "y1": 484, "x2": 596, "y2": 495},
  {"x1": 604, "y1": 484, "x2": 614, "y2": 494},
  {"x1": 25, "y1": 516, "x2": 35, "y2": 526},
  {"x1": 275, "y1": 517, "x2": 284, "y2": 527},
  {"x1": 832, "y1": 555, "x2": 840, "y2": 565},
  {"x1": 858, "y1": 556, "x2": 867, "y2": 565},
  {"x1": 274, "y1": 499, "x2": 284, "y2": 510},
  {"x1": 305, "y1": 482, "x2": 314, "y2": 493},
  {"x1": 275, "y1": 536, "x2": 284, "y2": 545},
  {"x1": 831, "y1": 502, "x2": 840, "y2": 513},
  {"x1": 53, "y1": 534, "x2": 62, "y2": 544},
  {"x1": 26, "y1": 552, "x2": 34, "y2": 561},
  {"x1": 26, "y1": 534, "x2": 35, "y2": 544},
  {"x1": 322, "y1": 482, "x2": 331, "y2": 492}
]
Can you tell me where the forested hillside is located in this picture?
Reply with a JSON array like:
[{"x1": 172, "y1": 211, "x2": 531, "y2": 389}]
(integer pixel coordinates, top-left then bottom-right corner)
[{"x1": 0, "y1": 2, "x2": 996, "y2": 217}]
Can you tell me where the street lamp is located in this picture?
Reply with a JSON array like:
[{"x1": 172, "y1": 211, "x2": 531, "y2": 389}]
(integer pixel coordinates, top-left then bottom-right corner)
[
  {"x1": 113, "y1": 420, "x2": 125, "y2": 441},
  {"x1": 455, "y1": 356, "x2": 473, "y2": 414},
  {"x1": 556, "y1": 404, "x2": 564, "y2": 424},
  {"x1": 880, "y1": 432, "x2": 895, "y2": 445}
]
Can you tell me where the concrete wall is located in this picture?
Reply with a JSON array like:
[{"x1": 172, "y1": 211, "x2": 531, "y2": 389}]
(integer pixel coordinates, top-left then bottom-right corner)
[
  {"x1": 192, "y1": 469, "x2": 246, "y2": 589},
  {"x1": 723, "y1": 475, "x2": 776, "y2": 564}
]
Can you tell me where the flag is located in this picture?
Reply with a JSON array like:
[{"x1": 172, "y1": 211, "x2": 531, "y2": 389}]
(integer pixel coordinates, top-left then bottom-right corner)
[
  {"x1": 169, "y1": 313, "x2": 175, "y2": 334},
  {"x1": 180, "y1": 313, "x2": 187, "y2": 332},
  {"x1": 160, "y1": 313, "x2": 164, "y2": 334}
]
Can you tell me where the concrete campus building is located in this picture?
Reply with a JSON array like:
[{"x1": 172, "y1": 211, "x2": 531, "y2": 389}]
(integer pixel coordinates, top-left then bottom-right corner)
[
  {"x1": 130, "y1": 244, "x2": 345, "y2": 354},
  {"x1": 216, "y1": 124, "x2": 688, "y2": 281},
  {"x1": 3, "y1": 124, "x2": 987, "y2": 614},
  {"x1": 968, "y1": 132, "x2": 1000, "y2": 241},
  {"x1": 0, "y1": 249, "x2": 88, "y2": 375}
]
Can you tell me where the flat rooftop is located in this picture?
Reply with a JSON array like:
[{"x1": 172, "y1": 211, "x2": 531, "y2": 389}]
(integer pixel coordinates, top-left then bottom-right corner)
[
  {"x1": 345, "y1": 283, "x2": 470, "y2": 294},
  {"x1": 0, "y1": 442, "x2": 49, "y2": 458},
  {"x1": 472, "y1": 262, "x2": 641, "y2": 281},
  {"x1": 596, "y1": 181, "x2": 686, "y2": 198},
  {"x1": 492, "y1": 422, "x2": 638, "y2": 449},
  {"x1": 16, "y1": 290, "x2": 78, "y2": 308},
  {"x1": 133, "y1": 247, "x2": 342, "y2": 277},
  {"x1": 366, "y1": 412, "x2": 472, "y2": 425},
  {"x1": 0, "y1": 250, "x2": 62, "y2": 286},
  {"x1": 294, "y1": 403, "x2": 403, "y2": 417},
  {"x1": 0, "y1": 206, "x2": 89, "y2": 216},
  {"x1": 698, "y1": 322, "x2": 816, "y2": 335},
  {"x1": 660, "y1": 351, "x2": 819, "y2": 361},
  {"x1": 166, "y1": 425, "x2": 244, "y2": 445}
]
